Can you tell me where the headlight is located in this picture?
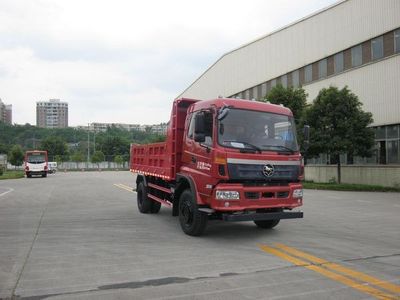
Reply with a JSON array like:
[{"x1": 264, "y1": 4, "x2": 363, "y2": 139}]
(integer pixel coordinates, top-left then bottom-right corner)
[
  {"x1": 293, "y1": 189, "x2": 303, "y2": 198},
  {"x1": 216, "y1": 190, "x2": 240, "y2": 200}
]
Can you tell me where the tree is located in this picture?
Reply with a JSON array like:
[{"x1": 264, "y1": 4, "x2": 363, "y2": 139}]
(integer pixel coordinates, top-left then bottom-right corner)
[
  {"x1": 98, "y1": 136, "x2": 130, "y2": 161},
  {"x1": 114, "y1": 155, "x2": 124, "y2": 169},
  {"x1": 41, "y1": 136, "x2": 68, "y2": 160},
  {"x1": 91, "y1": 150, "x2": 105, "y2": 169},
  {"x1": 0, "y1": 143, "x2": 10, "y2": 154},
  {"x1": 8, "y1": 145, "x2": 24, "y2": 169},
  {"x1": 54, "y1": 155, "x2": 64, "y2": 165},
  {"x1": 305, "y1": 86, "x2": 374, "y2": 183},
  {"x1": 71, "y1": 151, "x2": 84, "y2": 168},
  {"x1": 262, "y1": 84, "x2": 308, "y2": 127}
]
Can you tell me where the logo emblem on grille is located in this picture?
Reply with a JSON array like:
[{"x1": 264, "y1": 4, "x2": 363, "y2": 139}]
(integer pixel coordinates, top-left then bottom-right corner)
[{"x1": 263, "y1": 164, "x2": 274, "y2": 177}]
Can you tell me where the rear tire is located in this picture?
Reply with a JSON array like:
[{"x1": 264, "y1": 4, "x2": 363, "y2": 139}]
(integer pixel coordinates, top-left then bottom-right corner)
[
  {"x1": 150, "y1": 201, "x2": 161, "y2": 214},
  {"x1": 254, "y1": 219, "x2": 280, "y2": 229},
  {"x1": 137, "y1": 182, "x2": 151, "y2": 213},
  {"x1": 27, "y1": 173, "x2": 32, "y2": 178},
  {"x1": 179, "y1": 189, "x2": 207, "y2": 236},
  {"x1": 42, "y1": 172, "x2": 47, "y2": 178}
]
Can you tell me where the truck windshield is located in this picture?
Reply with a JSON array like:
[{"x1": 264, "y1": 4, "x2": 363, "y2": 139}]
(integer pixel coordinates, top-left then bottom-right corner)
[
  {"x1": 27, "y1": 154, "x2": 46, "y2": 163},
  {"x1": 218, "y1": 108, "x2": 299, "y2": 152}
]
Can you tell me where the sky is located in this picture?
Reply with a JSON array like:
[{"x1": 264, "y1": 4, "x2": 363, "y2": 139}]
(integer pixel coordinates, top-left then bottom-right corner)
[{"x1": 0, "y1": 0, "x2": 338, "y2": 126}]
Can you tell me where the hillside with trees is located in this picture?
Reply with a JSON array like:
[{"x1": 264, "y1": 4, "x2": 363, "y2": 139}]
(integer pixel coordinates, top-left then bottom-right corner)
[{"x1": 0, "y1": 123, "x2": 166, "y2": 163}]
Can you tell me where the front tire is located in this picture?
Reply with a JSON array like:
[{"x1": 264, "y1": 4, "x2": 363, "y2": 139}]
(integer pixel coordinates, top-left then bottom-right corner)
[
  {"x1": 179, "y1": 189, "x2": 207, "y2": 236},
  {"x1": 137, "y1": 182, "x2": 151, "y2": 213},
  {"x1": 150, "y1": 201, "x2": 161, "y2": 214},
  {"x1": 254, "y1": 219, "x2": 280, "y2": 229}
]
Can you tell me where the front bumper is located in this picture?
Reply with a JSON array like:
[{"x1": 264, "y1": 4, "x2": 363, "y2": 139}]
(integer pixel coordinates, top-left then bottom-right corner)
[
  {"x1": 222, "y1": 211, "x2": 303, "y2": 222},
  {"x1": 210, "y1": 182, "x2": 303, "y2": 211}
]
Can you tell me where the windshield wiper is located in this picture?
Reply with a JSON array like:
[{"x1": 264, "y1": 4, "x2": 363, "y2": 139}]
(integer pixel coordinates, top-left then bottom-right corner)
[
  {"x1": 224, "y1": 140, "x2": 262, "y2": 153},
  {"x1": 262, "y1": 145, "x2": 295, "y2": 154}
]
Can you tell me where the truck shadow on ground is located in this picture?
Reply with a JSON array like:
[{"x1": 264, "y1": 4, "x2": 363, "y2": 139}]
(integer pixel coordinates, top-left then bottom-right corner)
[{"x1": 139, "y1": 208, "x2": 286, "y2": 241}]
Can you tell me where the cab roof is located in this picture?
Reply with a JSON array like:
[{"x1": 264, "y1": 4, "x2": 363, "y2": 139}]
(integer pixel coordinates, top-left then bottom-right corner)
[{"x1": 177, "y1": 97, "x2": 293, "y2": 116}]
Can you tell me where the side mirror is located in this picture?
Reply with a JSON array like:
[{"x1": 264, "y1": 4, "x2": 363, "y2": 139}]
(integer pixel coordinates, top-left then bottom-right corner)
[
  {"x1": 303, "y1": 125, "x2": 310, "y2": 151},
  {"x1": 194, "y1": 133, "x2": 206, "y2": 143}
]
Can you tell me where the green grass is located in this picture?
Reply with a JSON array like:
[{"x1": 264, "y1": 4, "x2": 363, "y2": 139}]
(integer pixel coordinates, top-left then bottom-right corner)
[
  {"x1": 0, "y1": 170, "x2": 25, "y2": 180},
  {"x1": 303, "y1": 181, "x2": 400, "y2": 192}
]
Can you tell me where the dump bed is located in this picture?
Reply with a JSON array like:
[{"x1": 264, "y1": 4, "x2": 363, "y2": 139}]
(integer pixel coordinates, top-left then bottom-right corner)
[
  {"x1": 130, "y1": 142, "x2": 172, "y2": 180},
  {"x1": 130, "y1": 98, "x2": 199, "y2": 181}
]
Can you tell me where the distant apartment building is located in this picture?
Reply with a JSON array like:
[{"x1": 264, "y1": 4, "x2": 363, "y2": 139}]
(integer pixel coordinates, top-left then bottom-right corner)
[
  {"x1": 36, "y1": 99, "x2": 68, "y2": 128},
  {"x1": 5, "y1": 105, "x2": 12, "y2": 124},
  {"x1": 85, "y1": 122, "x2": 142, "y2": 132},
  {"x1": 0, "y1": 99, "x2": 12, "y2": 124},
  {"x1": 77, "y1": 122, "x2": 168, "y2": 135}
]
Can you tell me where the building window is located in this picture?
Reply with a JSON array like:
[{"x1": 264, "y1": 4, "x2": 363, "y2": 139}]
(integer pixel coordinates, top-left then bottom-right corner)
[
  {"x1": 281, "y1": 74, "x2": 287, "y2": 88},
  {"x1": 387, "y1": 140, "x2": 399, "y2": 164},
  {"x1": 395, "y1": 29, "x2": 400, "y2": 53},
  {"x1": 270, "y1": 79, "x2": 276, "y2": 89},
  {"x1": 257, "y1": 85, "x2": 262, "y2": 100},
  {"x1": 261, "y1": 83, "x2": 267, "y2": 97},
  {"x1": 318, "y1": 59, "x2": 327, "y2": 79},
  {"x1": 334, "y1": 52, "x2": 344, "y2": 73},
  {"x1": 292, "y1": 70, "x2": 299, "y2": 87},
  {"x1": 387, "y1": 124, "x2": 399, "y2": 139},
  {"x1": 244, "y1": 89, "x2": 250, "y2": 99},
  {"x1": 351, "y1": 45, "x2": 362, "y2": 67},
  {"x1": 304, "y1": 64, "x2": 312, "y2": 83},
  {"x1": 371, "y1": 36, "x2": 384, "y2": 60}
]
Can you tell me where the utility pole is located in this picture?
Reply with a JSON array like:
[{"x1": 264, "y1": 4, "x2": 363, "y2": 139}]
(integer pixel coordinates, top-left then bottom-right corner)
[{"x1": 87, "y1": 123, "x2": 90, "y2": 167}]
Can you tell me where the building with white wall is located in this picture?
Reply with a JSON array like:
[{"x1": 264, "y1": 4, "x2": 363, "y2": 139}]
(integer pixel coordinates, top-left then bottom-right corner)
[
  {"x1": 178, "y1": 0, "x2": 400, "y2": 164},
  {"x1": 0, "y1": 99, "x2": 12, "y2": 125},
  {"x1": 36, "y1": 99, "x2": 68, "y2": 128}
]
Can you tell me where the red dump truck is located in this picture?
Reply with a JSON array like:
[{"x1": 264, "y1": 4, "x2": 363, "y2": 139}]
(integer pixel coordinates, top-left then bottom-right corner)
[{"x1": 130, "y1": 98, "x2": 308, "y2": 236}]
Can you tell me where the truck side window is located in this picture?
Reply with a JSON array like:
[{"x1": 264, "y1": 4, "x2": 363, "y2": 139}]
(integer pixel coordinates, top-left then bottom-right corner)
[
  {"x1": 187, "y1": 111, "x2": 213, "y2": 144},
  {"x1": 203, "y1": 111, "x2": 213, "y2": 145},
  {"x1": 187, "y1": 113, "x2": 196, "y2": 139}
]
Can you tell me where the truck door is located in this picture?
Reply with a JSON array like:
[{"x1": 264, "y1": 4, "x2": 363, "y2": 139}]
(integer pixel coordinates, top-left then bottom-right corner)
[{"x1": 184, "y1": 110, "x2": 214, "y2": 197}]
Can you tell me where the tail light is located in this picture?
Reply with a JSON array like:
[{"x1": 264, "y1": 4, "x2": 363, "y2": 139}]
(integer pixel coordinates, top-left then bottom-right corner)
[
  {"x1": 25, "y1": 166, "x2": 29, "y2": 171},
  {"x1": 44, "y1": 165, "x2": 48, "y2": 170}
]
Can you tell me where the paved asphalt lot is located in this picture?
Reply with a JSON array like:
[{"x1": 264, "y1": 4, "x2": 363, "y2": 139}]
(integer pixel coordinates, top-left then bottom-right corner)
[{"x1": 0, "y1": 171, "x2": 399, "y2": 300}]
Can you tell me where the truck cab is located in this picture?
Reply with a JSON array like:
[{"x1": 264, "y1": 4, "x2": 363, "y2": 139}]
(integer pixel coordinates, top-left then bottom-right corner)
[{"x1": 182, "y1": 98, "x2": 303, "y2": 207}]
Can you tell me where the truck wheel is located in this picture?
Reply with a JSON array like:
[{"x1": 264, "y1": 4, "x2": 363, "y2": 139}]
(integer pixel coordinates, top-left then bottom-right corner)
[
  {"x1": 27, "y1": 173, "x2": 32, "y2": 178},
  {"x1": 254, "y1": 219, "x2": 280, "y2": 229},
  {"x1": 42, "y1": 172, "x2": 47, "y2": 178},
  {"x1": 179, "y1": 189, "x2": 207, "y2": 236},
  {"x1": 150, "y1": 201, "x2": 161, "y2": 214},
  {"x1": 137, "y1": 182, "x2": 151, "y2": 213}
]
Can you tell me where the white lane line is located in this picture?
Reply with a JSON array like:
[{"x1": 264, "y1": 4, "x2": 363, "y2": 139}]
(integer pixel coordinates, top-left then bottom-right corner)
[
  {"x1": 356, "y1": 199, "x2": 372, "y2": 204},
  {"x1": 114, "y1": 184, "x2": 136, "y2": 193},
  {"x1": 0, "y1": 187, "x2": 14, "y2": 197}
]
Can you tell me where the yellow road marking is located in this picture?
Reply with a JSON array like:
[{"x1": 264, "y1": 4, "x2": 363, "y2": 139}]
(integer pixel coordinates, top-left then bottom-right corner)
[
  {"x1": 274, "y1": 243, "x2": 400, "y2": 295},
  {"x1": 258, "y1": 244, "x2": 399, "y2": 300},
  {"x1": 113, "y1": 183, "x2": 135, "y2": 193}
]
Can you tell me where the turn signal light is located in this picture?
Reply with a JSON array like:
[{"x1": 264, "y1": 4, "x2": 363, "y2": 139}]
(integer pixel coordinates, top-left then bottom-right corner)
[{"x1": 214, "y1": 156, "x2": 226, "y2": 164}]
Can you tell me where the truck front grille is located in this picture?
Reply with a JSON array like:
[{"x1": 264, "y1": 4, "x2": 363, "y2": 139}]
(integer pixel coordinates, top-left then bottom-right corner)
[
  {"x1": 245, "y1": 191, "x2": 289, "y2": 200},
  {"x1": 245, "y1": 192, "x2": 260, "y2": 199}
]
